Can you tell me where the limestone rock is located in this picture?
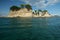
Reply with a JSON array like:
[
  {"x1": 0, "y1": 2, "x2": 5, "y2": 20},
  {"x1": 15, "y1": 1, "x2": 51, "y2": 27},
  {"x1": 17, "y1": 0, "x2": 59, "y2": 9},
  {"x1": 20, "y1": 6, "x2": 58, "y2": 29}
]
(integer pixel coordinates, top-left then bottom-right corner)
[
  {"x1": 8, "y1": 8, "x2": 32, "y2": 17},
  {"x1": 8, "y1": 8, "x2": 52, "y2": 17}
]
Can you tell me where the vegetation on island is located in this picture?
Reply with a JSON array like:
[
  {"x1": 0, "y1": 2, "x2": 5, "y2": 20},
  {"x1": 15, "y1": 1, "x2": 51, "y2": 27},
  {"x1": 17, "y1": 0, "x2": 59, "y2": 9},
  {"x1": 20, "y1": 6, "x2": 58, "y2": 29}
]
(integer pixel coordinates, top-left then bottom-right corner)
[
  {"x1": 10, "y1": 4, "x2": 32, "y2": 11},
  {"x1": 10, "y1": 6, "x2": 20, "y2": 11},
  {"x1": 32, "y1": 9, "x2": 48, "y2": 16},
  {"x1": 10, "y1": 4, "x2": 51, "y2": 16}
]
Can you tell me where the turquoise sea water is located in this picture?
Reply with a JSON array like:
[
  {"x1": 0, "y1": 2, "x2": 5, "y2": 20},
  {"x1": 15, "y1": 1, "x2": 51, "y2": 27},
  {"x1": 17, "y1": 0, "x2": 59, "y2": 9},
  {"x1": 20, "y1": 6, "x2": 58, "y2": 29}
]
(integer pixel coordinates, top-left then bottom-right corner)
[{"x1": 0, "y1": 17, "x2": 60, "y2": 40}]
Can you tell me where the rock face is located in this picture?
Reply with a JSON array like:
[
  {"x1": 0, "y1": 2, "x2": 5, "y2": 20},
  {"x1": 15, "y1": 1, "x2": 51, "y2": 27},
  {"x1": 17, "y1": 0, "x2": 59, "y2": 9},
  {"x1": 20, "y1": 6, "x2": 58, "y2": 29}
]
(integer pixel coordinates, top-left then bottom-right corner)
[
  {"x1": 41, "y1": 12, "x2": 52, "y2": 17},
  {"x1": 8, "y1": 8, "x2": 32, "y2": 17},
  {"x1": 8, "y1": 8, "x2": 52, "y2": 17},
  {"x1": 32, "y1": 11, "x2": 52, "y2": 17}
]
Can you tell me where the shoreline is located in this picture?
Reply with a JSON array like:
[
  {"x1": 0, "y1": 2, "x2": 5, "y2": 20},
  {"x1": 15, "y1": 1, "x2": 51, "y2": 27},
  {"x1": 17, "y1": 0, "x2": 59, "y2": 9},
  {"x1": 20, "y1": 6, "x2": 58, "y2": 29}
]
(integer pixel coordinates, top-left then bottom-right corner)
[{"x1": 0, "y1": 16, "x2": 59, "y2": 18}]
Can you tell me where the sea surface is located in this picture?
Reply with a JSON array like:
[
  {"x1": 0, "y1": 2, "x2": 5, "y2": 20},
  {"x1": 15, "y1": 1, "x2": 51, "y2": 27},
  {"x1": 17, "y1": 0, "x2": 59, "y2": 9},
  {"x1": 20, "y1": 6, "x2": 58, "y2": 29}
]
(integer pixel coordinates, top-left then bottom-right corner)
[{"x1": 0, "y1": 17, "x2": 60, "y2": 40}]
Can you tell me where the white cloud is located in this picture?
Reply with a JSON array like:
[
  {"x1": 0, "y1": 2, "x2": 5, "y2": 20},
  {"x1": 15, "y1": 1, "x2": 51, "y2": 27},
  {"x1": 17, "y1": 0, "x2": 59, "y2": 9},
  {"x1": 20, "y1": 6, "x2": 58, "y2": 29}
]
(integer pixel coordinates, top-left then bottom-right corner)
[{"x1": 10, "y1": 0, "x2": 60, "y2": 9}]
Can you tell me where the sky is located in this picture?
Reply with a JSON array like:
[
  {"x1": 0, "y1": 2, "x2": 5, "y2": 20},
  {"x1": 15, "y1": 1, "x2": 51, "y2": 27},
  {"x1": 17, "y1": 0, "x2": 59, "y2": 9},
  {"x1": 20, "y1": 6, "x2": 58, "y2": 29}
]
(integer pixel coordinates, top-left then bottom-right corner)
[{"x1": 0, "y1": 0, "x2": 60, "y2": 16}]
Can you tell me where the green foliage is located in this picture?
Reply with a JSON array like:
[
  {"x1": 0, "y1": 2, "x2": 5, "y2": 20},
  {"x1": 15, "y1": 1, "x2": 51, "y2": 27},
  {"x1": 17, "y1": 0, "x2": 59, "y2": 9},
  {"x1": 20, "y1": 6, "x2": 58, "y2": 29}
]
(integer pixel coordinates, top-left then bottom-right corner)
[
  {"x1": 25, "y1": 4, "x2": 32, "y2": 11},
  {"x1": 43, "y1": 10, "x2": 47, "y2": 12},
  {"x1": 10, "y1": 6, "x2": 20, "y2": 11},
  {"x1": 10, "y1": 4, "x2": 32, "y2": 11},
  {"x1": 20, "y1": 4, "x2": 25, "y2": 8},
  {"x1": 38, "y1": 10, "x2": 42, "y2": 12},
  {"x1": 35, "y1": 10, "x2": 37, "y2": 12}
]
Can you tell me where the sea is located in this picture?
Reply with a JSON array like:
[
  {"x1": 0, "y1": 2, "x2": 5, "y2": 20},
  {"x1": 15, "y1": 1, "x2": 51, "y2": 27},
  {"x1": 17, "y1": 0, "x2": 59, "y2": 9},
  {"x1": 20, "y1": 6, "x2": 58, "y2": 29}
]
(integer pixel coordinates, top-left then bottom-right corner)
[{"x1": 0, "y1": 17, "x2": 60, "y2": 40}]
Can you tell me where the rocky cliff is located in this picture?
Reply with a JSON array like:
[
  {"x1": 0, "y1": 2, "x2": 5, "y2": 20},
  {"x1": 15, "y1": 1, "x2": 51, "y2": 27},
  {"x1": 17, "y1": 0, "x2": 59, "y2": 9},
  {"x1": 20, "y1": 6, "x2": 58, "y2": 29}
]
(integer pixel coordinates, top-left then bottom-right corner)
[
  {"x1": 8, "y1": 8, "x2": 32, "y2": 17},
  {"x1": 32, "y1": 10, "x2": 52, "y2": 17},
  {"x1": 8, "y1": 8, "x2": 52, "y2": 17},
  {"x1": 41, "y1": 12, "x2": 52, "y2": 17}
]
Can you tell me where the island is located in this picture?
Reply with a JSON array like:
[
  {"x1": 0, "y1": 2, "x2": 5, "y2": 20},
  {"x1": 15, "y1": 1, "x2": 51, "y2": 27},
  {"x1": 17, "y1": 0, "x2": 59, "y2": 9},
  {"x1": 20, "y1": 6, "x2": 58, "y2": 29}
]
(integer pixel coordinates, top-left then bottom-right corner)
[{"x1": 8, "y1": 4, "x2": 52, "y2": 17}]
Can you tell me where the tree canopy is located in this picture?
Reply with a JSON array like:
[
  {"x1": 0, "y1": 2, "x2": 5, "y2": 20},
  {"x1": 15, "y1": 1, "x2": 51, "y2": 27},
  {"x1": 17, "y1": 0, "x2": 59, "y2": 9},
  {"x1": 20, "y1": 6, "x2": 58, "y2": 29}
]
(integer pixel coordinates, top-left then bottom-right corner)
[
  {"x1": 20, "y1": 4, "x2": 25, "y2": 8},
  {"x1": 38, "y1": 10, "x2": 42, "y2": 12},
  {"x1": 25, "y1": 4, "x2": 32, "y2": 11},
  {"x1": 10, "y1": 4, "x2": 32, "y2": 11},
  {"x1": 10, "y1": 6, "x2": 20, "y2": 11},
  {"x1": 43, "y1": 10, "x2": 47, "y2": 12}
]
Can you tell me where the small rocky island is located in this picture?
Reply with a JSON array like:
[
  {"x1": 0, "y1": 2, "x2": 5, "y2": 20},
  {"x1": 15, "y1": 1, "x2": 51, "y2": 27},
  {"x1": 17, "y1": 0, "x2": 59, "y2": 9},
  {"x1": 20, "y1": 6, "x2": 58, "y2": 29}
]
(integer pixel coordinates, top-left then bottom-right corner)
[{"x1": 8, "y1": 4, "x2": 52, "y2": 17}]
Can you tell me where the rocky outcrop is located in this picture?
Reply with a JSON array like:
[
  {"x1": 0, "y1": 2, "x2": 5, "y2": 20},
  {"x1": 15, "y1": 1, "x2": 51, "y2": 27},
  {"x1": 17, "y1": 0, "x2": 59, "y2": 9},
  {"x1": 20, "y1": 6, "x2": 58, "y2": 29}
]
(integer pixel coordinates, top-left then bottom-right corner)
[
  {"x1": 8, "y1": 8, "x2": 52, "y2": 17},
  {"x1": 32, "y1": 11, "x2": 52, "y2": 17},
  {"x1": 8, "y1": 8, "x2": 32, "y2": 17},
  {"x1": 41, "y1": 12, "x2": 52, "y2": 17}
]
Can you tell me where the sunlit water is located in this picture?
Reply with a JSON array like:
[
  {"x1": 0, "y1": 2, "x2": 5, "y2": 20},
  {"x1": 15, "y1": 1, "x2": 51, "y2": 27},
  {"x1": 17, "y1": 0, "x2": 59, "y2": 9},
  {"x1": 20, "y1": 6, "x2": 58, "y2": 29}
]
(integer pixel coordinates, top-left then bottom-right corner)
[{"x1": 0, "y1": 17, "x2": 60, "y2": 40}]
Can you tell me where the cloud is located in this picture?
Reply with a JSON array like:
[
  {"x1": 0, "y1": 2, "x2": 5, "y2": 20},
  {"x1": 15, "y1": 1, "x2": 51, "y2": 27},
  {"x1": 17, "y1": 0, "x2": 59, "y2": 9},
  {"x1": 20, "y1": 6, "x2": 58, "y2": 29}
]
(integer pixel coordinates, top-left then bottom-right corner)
[{"x1": 10, "y1": 0, "x2": 60, "y2": 9}]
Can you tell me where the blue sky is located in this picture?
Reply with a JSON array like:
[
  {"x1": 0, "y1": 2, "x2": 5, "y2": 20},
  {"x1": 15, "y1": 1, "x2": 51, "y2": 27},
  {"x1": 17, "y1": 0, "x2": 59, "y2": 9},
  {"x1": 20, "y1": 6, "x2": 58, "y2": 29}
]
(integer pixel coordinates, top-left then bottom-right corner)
[{"x1": 0, "y1": 0, "x2": 60, "y2": 16}]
